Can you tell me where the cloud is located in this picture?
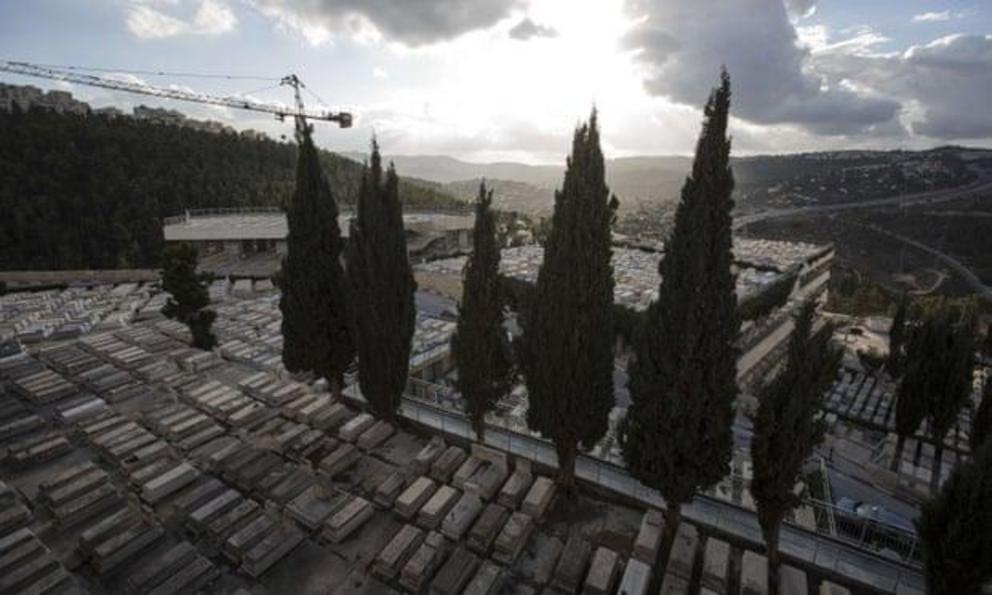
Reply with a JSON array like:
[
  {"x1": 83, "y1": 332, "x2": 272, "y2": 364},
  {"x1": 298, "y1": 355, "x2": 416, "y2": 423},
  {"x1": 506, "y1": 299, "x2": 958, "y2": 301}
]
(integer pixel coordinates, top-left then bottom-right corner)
[
  {"x1": 912, "y1": 11, "x2": 955, "y2": 23},
  {"x1": 508, "y1": 17, "x2": 558, "y2": 40},
  {"x1": 622, "y1": 0, "x2": 900, "y2": 135},
  {"x1": 251, "y1": 0, "x2": 521, "y2": 46},
  {"x1": 783, "y1": 0, "x2": 816, "y2": 19},
  {"x1": 813, "y1": 34, "x2": 992, "y2": 139},
  {"x1": 126, "y1": 0, "x2": 236, "y2": 39}
]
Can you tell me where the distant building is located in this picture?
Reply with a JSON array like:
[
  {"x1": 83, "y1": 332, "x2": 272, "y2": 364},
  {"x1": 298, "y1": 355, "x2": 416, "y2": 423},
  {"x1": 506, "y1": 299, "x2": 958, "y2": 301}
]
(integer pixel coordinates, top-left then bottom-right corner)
[
  {"x1": 162, "y1": 207, "x2": 475, "y2": 277},
  {"x1": 0, "y1": 83, "x2": 89, "y2": 115},
  {"x1": 93, "y1": 106, "x2": 124, "y2": 119},
  {"x1": 133, "y1": 105, "x2": 186, "y2": 125}
]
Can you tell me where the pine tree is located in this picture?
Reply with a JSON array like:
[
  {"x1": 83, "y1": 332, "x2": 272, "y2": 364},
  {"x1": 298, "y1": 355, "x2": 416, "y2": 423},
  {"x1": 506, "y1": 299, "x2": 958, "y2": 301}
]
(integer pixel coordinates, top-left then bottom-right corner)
[
  {"x1": 347, "y1": 141, "x2": 417, "y2": 424},
  {"x1": 620, "y1": 70, "x2": 739, "y2": 544},
  {"x1": 925, "y1": 308, "x2": 976, "y2": 495},
  {"x1": 279, "y1": 122, "x2": 354, "y2": 396},
  {"x1": 750, "y1": 300, "x2": 841, "y2": 590},
  {"x1": 917, "y1": 439, "x2": 992, "y2": 594},
  {"x1": 451, "y1": 182, "x2": 513, "y2": 442},
  {"x1": 161, "y1": 242, "x2": 216, "y2": 350},
  {"x1": 519, "y1": 110, "x2": 616, "y2": 495},
  {"x1": 972, "y1": 379, "x2": 992, "y2": 452},
  {"x1": 886, "y1": 293, "x2": 908, "y2": 376}
]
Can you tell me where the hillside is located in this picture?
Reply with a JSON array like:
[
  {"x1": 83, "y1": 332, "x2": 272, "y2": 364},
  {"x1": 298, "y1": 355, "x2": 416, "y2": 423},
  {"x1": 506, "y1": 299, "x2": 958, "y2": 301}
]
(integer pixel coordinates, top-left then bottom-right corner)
[
  {"x1": 0, "y1": 108, "x2": 463, "y2": 271},
  {"x1": 353, "y1": 149, "x2": 989, "y2": 216}
]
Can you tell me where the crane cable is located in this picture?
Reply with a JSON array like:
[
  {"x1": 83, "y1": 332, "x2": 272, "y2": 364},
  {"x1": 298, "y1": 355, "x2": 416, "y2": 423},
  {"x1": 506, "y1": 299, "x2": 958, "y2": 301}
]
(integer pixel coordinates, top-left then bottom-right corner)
[{"x1": 20, "y1": 61, "x2": 280, "y2": 82}]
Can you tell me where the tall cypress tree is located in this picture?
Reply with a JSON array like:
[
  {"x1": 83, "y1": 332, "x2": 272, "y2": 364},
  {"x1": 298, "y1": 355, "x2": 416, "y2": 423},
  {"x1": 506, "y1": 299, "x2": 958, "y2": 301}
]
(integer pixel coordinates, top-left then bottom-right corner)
[
  {"x1": 917, "y1": 439, "x2": 992, "y2": 594},
  {"x1": 279, "y1": 122, "x2": 354, "y2": 396},
  {"x1": 886, "y1": 293, "x2": 908, "y2": 376},
  {"x1": 161, "y1": 242, "x2": 216, "y2": 350},
  {"x1": 620, "y1": 70, "x2": 739, "y2": 542},
  {"x1": 519, "y1": 110, "x2": 616, "y2": 495},
  {"x1": 925, "y1": 307, "x2": 975, "y2": 495},
  {"x1": 750, "y1": 300, "x2": 841, "y2": 590},
  {"x1": 451, "y1": 182, "x2": 512, "y2": 442},
  {"x1": 972, "y1": 379, "x2": 992, "y2": 452},
  {"x1": 347, "y1": 141, "x2": 416, "y2": 424},
  {"x1": 890, "y1": 319, "x2": 930, "y2": 472}
]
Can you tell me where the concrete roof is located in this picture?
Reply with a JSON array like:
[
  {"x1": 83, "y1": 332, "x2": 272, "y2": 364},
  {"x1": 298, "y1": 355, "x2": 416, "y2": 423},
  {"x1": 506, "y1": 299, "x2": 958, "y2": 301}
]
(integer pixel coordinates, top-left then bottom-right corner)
[{"x1": 163, "y1": 212, "x2": 474, "y2": 242}]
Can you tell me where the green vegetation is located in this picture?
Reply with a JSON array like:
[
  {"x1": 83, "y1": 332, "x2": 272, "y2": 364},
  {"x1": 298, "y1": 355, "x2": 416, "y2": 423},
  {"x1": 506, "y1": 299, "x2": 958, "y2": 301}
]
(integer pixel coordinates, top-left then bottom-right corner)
[
  {"x1": 519, "y1": 111, "x2": 616, "y2": 496},
  {"x1": 750, "y1": 300, "x2": 841, "y2": 589},
  {"x1": 887, "y1": 293, "x2": 908, "y2": 376},
  {"x1": 620, "y1": 71, "x2": 739, "y2": 544},
  {"x1": 893, "y1": 304, "x2": 976, "y2": 488},
  {"x1": 161, "y1": 242, "x2": 216, "y2": 350},
  {"x1": 972, "y1": 379, "x2": 992, "y2": 452},
  {"x1": 451, "y1": 183, "x2": 513, "y2": 442},
  {"x1": 0, "y1": 107, "x2": 463, "y2": 271},
  {"x1": 917, "y1": 440, "x2": 992, "y2": 594},
  {"x1": 738, "y1": 269, "x2": 796, "y2": 321},
  {"x1": 346, "y1": 142, "x2": 416, "y2": 424},
  {"x1": 279, "y1": 123, "x2": 354, "y2": 396}
]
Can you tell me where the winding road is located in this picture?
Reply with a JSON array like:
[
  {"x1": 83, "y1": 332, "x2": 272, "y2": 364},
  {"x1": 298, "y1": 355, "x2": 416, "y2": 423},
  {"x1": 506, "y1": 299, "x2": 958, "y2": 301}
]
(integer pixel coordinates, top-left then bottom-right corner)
[
  {"x1": 733, "y1": 176, "x2": 992, "y2": 230},
  {"x1": 734, "y1": 177, "x2": 992, "y2": 302}
]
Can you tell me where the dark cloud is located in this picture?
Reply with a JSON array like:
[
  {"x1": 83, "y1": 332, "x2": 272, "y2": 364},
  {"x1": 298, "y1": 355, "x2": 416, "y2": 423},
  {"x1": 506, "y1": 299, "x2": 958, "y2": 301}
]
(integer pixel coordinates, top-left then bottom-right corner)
[
  {"x1": 508, "y1": 17, "x2": 557, "y2": 40},
  {"x1": 815, "y1": 34, "x2": 992, "y2": 139},
  {"x1": 783, "y1": 0, "x2": 816, "y2": 18},
  {"x1": 623, "y1": 0, "x2": 900, "y2": 135},
  {"x1": 254, "y1": 0, "x2": 520, "y2": 46}
]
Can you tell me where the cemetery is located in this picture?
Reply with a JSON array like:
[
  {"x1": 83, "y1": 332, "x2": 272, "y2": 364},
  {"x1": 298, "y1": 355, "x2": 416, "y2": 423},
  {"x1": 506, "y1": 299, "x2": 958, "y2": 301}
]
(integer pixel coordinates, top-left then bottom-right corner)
[{"x1": 0, "y1": 279, "x2": 914, "y2": 594}]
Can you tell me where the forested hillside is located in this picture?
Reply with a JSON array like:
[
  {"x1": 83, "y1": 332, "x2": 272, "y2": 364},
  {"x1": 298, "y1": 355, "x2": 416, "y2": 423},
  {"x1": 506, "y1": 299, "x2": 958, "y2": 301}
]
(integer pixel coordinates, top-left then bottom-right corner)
[{"x1": 0, "y1": 108, "x2": 463, "y2": 271}]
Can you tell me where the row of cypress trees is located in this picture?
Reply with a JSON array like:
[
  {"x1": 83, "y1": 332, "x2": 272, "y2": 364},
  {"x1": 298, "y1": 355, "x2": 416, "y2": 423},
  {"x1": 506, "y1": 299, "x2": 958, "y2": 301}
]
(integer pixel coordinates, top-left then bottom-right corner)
[
  {"x1": 272, "y1": 75, "x2": 990, "y2": 593},
  {"x1": 279, "y1": 122, "x2": 415, "y2": 422}
]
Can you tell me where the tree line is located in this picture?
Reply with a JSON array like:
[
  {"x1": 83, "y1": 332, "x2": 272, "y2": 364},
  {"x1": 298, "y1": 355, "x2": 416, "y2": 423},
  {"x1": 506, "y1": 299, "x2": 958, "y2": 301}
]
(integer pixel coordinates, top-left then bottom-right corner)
[
  {"x1": 173, "y1": 69, "x2": 989, "y2": 592},
  {"x1": 0, "y1": 106, "x2": 463, "y2": 271}
]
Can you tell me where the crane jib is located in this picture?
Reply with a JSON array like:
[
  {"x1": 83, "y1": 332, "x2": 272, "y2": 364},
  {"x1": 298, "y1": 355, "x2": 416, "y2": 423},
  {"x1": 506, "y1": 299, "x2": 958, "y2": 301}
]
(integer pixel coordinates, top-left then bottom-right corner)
[{"x1": 0, "y1": 60, "x2": 352, "y2": 127}]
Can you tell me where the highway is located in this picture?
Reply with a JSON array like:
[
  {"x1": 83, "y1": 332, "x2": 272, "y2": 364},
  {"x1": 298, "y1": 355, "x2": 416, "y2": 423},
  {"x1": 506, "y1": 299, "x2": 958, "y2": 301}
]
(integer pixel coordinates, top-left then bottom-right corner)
[{"x1": 733, "y1": 177, "x2": 992, "y2": 230}]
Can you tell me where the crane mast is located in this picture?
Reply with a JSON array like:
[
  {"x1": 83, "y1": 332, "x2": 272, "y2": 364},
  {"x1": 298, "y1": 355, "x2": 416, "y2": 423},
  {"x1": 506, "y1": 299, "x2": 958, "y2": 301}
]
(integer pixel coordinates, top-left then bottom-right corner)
[{"x1": 0, "y1": 60, "x2": 352, "y2": 127}]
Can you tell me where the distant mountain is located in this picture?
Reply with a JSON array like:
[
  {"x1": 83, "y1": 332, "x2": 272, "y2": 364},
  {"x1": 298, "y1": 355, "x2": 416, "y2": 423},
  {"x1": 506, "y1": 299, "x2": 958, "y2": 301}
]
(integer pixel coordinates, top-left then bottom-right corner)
[{"x1": 350, "y1": 148, "x2": 992, "y2": 216}]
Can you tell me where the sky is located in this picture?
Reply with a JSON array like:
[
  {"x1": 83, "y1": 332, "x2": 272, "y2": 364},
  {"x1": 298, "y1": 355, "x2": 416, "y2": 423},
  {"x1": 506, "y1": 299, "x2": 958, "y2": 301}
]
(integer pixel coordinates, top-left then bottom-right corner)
[{"x1": 1, "y1": 0, "x2": 990, "y2": 164}]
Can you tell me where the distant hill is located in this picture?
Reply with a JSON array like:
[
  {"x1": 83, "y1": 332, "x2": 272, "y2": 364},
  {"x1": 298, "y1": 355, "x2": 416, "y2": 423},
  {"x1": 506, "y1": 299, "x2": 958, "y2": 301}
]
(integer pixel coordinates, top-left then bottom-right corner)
[
  {"x1": 350, "y1": 148, "x2": 992, "y2": 216},
  {"x1": 0, "y1": 108, "x2": 463, "y2": 271}
]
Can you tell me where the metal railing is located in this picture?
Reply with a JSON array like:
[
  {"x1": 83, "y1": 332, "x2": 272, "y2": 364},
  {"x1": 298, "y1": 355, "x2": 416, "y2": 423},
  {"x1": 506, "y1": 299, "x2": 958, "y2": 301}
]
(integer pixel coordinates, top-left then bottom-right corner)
[
  {"x1": 391, "y1": 376, "x2": 925, "y2": 566},
  {"x1": 163, "y1": 204, "x2": 475, "y2": 226},
  {"x1": 802, "y1": 497, "x2": 920, "y2": 563},
  {"x1": 162, "y1": 206, "x2": 283, "y2": 225}
]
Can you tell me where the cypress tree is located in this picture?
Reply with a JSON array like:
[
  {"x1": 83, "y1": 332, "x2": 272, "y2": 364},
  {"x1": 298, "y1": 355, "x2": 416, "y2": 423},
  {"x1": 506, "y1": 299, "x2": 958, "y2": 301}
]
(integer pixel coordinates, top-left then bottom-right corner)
[
  {"x1": 917, "y1": 439, "x2": 992, "y2": 594},
  {"x1": 972, "y1": 379, "x2": 992, "y2": 452},
  {"x1": 519, "y1": 110, "x2": 616, "y2": 495},
  {"x1": 279, "y1": 122, "x2": 354, "y2": 396},
  {"x1": 347, "y1": 141, "x2": 417, "y2": 424},
  {"x1": 924, "y1": 307, "x2": 976, "y2": 494},
  {"x1": 620, "y1": 70, "x2": 739, "y2": 543},
  {"x1": 886, "y1": 293, "x2": 908, "y2": 376},
  {"x1": 750, "y1": 300, "x2": 841, "y2": 590},
  {"x1": 161, "y1": 242, "x2": 216, "y2": 350},
  {"x1": 451, "y1": 182, "x2": 513, "y2": 442},
  {"x1": 890, "y1": 316, "x2": 932, "y2": 472}
]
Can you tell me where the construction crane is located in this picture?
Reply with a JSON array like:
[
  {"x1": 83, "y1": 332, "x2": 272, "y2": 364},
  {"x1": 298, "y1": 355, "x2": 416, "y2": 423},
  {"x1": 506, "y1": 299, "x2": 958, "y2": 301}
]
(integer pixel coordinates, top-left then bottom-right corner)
[{"x1": 0, "y1": 60, "x2": 352, "y2": 128}]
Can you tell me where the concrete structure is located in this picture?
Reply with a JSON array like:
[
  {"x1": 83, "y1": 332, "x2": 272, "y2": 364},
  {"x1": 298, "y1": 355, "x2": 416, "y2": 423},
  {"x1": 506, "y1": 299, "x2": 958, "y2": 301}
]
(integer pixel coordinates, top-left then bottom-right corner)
[{"x1": 162, "y1": 207, "x2": 475, "y2": 276}]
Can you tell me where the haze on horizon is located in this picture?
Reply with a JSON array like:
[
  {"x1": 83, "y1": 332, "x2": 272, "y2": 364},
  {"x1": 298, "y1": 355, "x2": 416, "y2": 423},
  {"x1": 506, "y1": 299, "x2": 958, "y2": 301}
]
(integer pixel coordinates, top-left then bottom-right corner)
[{"x1": 1, "y1": 0, "x2": 990, "y2": 165}]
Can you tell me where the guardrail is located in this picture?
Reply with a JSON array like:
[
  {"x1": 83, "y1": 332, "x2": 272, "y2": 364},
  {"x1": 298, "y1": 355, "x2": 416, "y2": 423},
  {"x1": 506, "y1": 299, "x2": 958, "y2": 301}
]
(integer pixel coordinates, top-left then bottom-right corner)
[{"x1": 803, "y1": 497, "x2": 920, "y2": 563}]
